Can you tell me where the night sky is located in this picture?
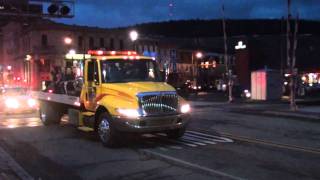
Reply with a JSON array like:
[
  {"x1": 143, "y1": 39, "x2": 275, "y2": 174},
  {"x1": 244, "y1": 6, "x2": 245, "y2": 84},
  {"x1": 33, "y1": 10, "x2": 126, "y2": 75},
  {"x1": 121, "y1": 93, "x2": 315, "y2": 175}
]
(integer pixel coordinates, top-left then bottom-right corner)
[{"x1": 54, "y1": 0, "x2": 320, "y2": 28}]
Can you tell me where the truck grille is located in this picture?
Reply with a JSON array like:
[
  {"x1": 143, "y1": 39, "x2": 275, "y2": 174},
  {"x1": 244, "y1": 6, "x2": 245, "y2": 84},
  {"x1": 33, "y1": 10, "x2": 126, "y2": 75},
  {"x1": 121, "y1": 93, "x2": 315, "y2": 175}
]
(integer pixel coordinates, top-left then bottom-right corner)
[{"x1": 138, "y1": 91, "x2": 178, "y2": 116}]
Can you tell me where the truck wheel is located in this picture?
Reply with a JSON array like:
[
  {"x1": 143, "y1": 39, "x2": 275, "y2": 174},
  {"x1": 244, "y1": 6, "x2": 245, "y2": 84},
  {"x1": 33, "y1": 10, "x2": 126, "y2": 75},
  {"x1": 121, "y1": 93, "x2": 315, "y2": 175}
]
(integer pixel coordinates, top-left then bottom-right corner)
[
  {"x1": 166, "y1": 127, "x2": 186, "y2": 139},
  {"x1": 39, "y1": 102, "x2": 63, "y2": 125},
  {"x1": 97, "y1": 112, "x2": 118, "y2": 147}
]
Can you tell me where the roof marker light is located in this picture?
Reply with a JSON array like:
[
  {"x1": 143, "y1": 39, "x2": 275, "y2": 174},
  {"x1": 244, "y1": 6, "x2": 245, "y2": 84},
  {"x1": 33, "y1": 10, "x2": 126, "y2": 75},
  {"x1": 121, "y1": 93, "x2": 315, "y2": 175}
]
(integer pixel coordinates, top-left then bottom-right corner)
[
  {"x1": 97, "y1": 50, "x2": 103, "y2": 55},
  {"x1": 88, "y1": 50, "x2": 138, "y2": 56}
]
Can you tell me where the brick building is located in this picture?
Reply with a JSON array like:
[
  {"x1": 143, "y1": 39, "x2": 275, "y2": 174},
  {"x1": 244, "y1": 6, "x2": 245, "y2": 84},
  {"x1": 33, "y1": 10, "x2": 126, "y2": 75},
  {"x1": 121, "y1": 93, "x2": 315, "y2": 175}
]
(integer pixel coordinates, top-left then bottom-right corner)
[{"x1": 1, "y1": 19, "x2": 135, "y2": 88}]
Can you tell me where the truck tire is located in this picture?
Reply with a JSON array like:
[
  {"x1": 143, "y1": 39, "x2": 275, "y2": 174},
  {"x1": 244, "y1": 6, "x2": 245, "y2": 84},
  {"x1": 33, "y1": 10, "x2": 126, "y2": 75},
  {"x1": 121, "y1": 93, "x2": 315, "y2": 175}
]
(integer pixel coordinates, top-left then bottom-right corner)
[
  {"x1": 39, "y1": 102, "x2": 63, "y2": 125},
  {"x1": 166, "y1": 127, "x2": 186, "y2": 139},
  {"x1": 97, "y1": 112, "x2": 119, "y2": 147}
]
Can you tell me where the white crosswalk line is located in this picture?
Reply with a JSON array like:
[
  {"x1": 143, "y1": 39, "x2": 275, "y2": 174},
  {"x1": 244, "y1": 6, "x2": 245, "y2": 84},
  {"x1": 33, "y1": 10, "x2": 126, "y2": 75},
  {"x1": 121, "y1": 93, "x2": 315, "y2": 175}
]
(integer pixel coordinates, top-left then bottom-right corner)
[
  {"x1": 168, "y1": 139, "x2": 198, "y2": 147},
  {"x1": 187, "y1": 131, "x2": 234, "y2": 143},
  {"x1": 156, "y1": 133, "x2": 198, "y2": 147},
  {"x1": 184, "y1": 133, "x2": 220, "y2": 143},
  {"x1": 145, "y1": 136, "x2": 183, "y2": 150},
  {"x1": 183, "y1": 134, "x2": 217, "y2": 145},
  {"x1": 180, "y1": 137, "x2": 206, "y2": 146},
  {"x1": 168, "y1": 145, "x2": 183, "y2": 149},
  {"x1": 158, "y1": 147, "x2": 169, "y2": 151},
  {"x1": 145, "y1": 131, "x2": 233, "y2": 149}
]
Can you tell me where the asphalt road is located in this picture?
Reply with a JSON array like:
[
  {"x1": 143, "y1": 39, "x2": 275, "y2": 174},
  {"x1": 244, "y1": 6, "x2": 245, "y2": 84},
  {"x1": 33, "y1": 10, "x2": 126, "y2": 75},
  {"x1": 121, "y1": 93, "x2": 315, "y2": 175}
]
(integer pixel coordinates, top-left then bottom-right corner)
[{"x1": 0, "y1": 105, "x2": 320, "y2": 180}]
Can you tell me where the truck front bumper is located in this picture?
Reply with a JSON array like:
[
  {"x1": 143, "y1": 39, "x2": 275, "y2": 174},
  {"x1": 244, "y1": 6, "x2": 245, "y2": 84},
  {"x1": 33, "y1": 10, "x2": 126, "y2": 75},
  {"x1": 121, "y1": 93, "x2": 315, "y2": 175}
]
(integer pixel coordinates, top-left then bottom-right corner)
[{"x1": 111, "y1": 113, "x2": 190, "y2": 133}]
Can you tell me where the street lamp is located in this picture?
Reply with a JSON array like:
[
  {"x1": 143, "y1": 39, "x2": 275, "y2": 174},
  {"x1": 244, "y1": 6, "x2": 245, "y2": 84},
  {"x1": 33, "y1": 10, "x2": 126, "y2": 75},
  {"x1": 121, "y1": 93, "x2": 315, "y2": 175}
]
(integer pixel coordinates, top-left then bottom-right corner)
[
  {"x1": 191, "y1": 51, "x2": 203, "y2": 87},
  {"x1": 196, "y1": 52, "x2": 203, "y2": 59},
  {"x1": 64, "y1": 37, "x2": 72, "y2": 45},
  {"x1": 129, "y1": 30, "x2": 138, "y2": 41},
  {"x1": 129, "y1": 30, "x2": 138, "y2": 51}
]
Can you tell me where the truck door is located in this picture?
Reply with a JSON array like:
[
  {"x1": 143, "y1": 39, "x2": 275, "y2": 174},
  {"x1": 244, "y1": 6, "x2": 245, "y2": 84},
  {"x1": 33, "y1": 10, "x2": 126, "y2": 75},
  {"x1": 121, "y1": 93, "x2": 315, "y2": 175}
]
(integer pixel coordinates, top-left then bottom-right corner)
[{"x1": 84, "y1": 59, "x2": 100, "y2": 111}]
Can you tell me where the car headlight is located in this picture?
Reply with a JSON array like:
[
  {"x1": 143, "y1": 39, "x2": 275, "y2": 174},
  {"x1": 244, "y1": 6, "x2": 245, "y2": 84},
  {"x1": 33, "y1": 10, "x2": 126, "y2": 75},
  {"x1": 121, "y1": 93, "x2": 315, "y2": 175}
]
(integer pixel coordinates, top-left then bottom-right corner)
[
  {"x1": 5, "y1": 98, "x2": 19, "y2": 109},
  {"x1": 27, "y1": 98, "x2": 37, "y2": 107},
  {"x1": 117, "y1": 108, "x2": 140, "y2": 118},
  {"x1": 180, "y1": 104, "x2": 191, "y2": 113}
]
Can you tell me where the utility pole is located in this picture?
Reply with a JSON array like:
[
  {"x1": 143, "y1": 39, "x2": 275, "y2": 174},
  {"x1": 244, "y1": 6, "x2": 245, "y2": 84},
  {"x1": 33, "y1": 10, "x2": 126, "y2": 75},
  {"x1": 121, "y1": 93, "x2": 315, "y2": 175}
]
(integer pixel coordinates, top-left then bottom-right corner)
[
  {"x1": 287, "y1": 0, "x2": 298, "y2": 111},
  {"x1": 222, "y1": 1, "x2": 233, "y2": 102}
]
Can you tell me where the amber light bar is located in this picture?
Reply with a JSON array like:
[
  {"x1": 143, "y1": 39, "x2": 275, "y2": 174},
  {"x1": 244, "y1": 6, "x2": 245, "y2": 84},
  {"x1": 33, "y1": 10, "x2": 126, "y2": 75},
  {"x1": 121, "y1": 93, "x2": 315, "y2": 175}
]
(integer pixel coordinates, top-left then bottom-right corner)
[{"x1": 88, "y1": 50, "x2": 138, "y2": 56}]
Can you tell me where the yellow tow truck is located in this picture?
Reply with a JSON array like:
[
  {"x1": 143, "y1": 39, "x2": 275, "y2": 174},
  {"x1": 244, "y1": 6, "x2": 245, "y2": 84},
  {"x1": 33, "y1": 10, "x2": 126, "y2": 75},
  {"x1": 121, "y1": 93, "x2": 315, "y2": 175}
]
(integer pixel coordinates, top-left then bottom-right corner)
[{"x1": 36, "y1": 50, "x2": 190, "y2": 147}]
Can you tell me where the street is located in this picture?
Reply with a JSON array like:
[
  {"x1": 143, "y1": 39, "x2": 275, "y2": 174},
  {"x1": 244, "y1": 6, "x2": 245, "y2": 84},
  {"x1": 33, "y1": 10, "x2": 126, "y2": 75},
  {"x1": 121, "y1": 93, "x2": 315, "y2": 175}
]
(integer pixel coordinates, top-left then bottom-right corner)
[
  {"x1": 1, "y1": 1, "x2": 320, "y2": 180},
  {"x1": 1, "y1": 99, "x2": 320, "y2": 180}
]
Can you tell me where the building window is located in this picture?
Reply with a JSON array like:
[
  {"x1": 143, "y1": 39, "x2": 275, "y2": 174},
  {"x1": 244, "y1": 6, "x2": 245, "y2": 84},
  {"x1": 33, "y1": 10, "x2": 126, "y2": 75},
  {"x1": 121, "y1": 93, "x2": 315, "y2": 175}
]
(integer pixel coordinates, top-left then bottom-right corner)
[
  {"x1": 78, "y1": 36, "x2": 83, "y2": 49},
  {"x1": 119, "y1": 39, "x2": 124, "y2": 50},
  {"x1": 100, "y1": 38, "x2": 105, "y2": 48},
  {"x1": 110, "y1": 38, "x2": 114, "y2": 50},
  {"x1": 89, "y1": 37, "x2": 94, "y2": 49},
  {"x1": 41, "y1": 34, "x2": 48, "y2": 46}
]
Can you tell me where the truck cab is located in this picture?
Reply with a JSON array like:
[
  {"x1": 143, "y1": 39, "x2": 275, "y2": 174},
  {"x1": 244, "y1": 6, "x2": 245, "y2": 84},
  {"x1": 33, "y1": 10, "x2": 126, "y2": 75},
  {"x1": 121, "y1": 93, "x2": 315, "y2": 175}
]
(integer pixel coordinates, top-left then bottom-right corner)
[{"x1": 38, "y1": 50, "x2": 190, "y2": 147}]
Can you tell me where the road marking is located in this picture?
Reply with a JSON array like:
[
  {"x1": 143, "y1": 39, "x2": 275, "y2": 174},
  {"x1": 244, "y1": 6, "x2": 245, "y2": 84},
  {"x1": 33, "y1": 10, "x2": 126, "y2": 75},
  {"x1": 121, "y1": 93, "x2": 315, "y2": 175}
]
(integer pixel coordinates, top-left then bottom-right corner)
[
  {"x1": 140, "y1": 149, "x2": 245, "y2": 180},
  {"x1": 155, "y1": 133, "x2": 198, "y2": 147},
  {"x1": 184, "y1": 133, "x2": 220, "y2": 144},
  {"x1": 187, "y1": 130, "x2": 234, "y2": 143},
  {"x1": 220, "y1": 132, "x2": 320, "y2": 155},
  {"x1": 0, "y1": 146, "x2": 33, "y2": 180},
  {"x1": 145, "y1": 131, "x2": 234, "y2": 150},
  {"x1": 180, "y1": 137, "x2": 206, "y2": 146},
  {"x1": 182, "y1": 135, "x2": 217, "y2": 145}
]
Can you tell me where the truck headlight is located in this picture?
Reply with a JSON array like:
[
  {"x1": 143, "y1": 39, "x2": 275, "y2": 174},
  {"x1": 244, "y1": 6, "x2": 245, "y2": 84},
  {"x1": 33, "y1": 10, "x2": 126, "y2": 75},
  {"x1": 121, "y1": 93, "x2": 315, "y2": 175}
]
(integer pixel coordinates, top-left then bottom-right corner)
[
  {"x1": 5, "y1": 98, "x2": 19, "y2": 109},
  {"x1": 180, "y1": 104, "x2": 190, "y2": 113},
  {"x1": 117, "y1": 108, "x2": 140, "y2": 118}
]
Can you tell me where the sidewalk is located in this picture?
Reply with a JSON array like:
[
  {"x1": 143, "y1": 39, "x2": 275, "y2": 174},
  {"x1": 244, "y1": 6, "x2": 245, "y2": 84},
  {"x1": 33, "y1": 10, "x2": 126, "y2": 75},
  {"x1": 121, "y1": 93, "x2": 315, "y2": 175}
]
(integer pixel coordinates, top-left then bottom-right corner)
[{"x1": 190, "y1": 100, "x2": 320, "y2": 122}]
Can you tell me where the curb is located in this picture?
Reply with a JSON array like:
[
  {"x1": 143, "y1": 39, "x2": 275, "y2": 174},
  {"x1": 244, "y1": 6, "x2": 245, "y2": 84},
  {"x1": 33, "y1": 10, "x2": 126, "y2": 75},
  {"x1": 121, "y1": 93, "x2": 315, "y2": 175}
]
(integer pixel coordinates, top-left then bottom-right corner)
[
  {"x1": 139, "y1": 149, "x2": 245, "y2": 180},
  {"x1": 0, "y1": 146, "x2": 33, "y2": 180},
  {"x1": 229, "y1": 109, "x2": 320, "y2": 123},
  {"x1": 190, "y1": 101, "x2": 320, "y2": 122}
]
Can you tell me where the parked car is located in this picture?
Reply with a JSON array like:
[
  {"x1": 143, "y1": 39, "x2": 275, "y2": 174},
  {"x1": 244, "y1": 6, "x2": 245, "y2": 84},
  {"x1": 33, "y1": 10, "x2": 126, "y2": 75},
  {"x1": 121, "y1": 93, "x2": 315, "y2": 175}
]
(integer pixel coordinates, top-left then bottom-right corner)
[{"x1": 167, "y1": 73, "x2": 195, "y2": 98}]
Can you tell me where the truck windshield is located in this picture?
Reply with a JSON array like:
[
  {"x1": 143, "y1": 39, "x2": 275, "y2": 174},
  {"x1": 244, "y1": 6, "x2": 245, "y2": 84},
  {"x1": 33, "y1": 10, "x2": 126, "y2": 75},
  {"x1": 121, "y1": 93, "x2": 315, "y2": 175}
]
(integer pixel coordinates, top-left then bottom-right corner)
[{"x1": 100, "y1": 59, "x2": 163, "y2": 83}]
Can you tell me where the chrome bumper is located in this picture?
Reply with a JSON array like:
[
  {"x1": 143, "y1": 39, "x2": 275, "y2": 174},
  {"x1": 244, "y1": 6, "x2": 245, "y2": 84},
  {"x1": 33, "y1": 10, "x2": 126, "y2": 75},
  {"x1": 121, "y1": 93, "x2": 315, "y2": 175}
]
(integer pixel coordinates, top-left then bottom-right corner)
[{"x1": 111, "y1": 113, "x2": 190, "y2": 133}]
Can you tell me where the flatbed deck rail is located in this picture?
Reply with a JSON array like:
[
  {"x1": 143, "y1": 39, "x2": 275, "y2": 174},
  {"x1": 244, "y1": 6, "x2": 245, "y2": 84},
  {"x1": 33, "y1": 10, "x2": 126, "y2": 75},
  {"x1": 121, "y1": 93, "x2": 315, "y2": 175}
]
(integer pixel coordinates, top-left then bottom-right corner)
[{"x1": 32, "y1": 91, "x2": 81, "y2": 107}]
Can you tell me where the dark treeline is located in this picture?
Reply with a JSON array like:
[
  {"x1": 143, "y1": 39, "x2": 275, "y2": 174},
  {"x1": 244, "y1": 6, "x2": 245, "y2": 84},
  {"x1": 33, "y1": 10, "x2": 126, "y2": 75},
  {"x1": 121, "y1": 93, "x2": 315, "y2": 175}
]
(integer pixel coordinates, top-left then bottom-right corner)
[{"x1": 128, "y1": 19, "x2": 320, "y2": 38}]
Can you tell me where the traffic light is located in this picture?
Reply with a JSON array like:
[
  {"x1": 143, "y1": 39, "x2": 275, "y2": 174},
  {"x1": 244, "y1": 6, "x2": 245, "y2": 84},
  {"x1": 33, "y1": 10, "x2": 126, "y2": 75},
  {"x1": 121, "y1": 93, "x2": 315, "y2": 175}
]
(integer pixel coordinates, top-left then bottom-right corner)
[
  {"x1": 0, "y1": 0, "x2": 74, "y2": 18},
  {"x1": 48, "y1": 4, "x2": 59, "y2": 15},
  {"x1": 60, "y1": 5, "x2": 70, "y2": 15},
  {"x1": 47, "y1": 3, "x2": 71, "y2": 16}
]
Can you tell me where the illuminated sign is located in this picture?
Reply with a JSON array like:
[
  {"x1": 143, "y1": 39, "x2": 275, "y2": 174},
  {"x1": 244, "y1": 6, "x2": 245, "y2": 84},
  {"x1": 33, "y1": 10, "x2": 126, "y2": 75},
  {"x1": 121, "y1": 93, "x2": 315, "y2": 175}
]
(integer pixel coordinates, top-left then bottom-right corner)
[
  {"x1": 235, "y1": 41, "x2": 246, "y2": 50},
  {"x1": 65, "y1": 54, "x2": 91, "y2": 60}
]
